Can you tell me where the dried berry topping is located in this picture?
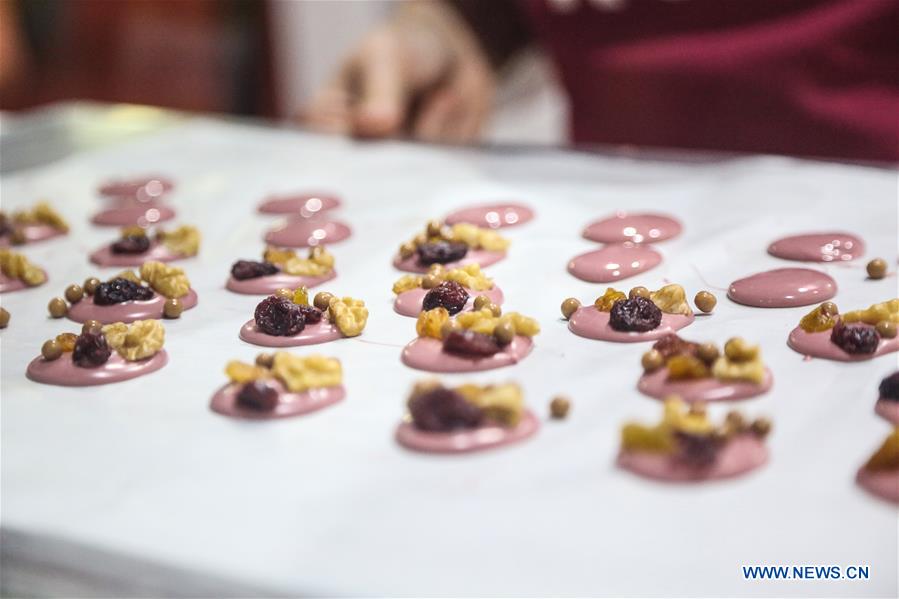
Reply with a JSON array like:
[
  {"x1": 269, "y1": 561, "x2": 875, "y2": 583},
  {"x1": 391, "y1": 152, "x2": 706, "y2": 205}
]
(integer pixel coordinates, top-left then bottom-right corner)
[
  {"x1": 296, "y1": 304, "x2": 323, "y2": 325},
  {"x1": 72, "y1": 331, "x2": 112, "y2": 368},
  {"x1": 236, "y1": 380, "x2": 279, "y2": 411},
  {"x1": 878, "y1": 372, "x2": 899, "y2": 401},
  {"x1": 93, "y1": 277, "x2": 155, "y2": 305},
  {"x1": 609, "y1": 296, "x2": 662, "y2": 332},
  {"x1": 830, "y1": 321, "x2": 879, "y2": 355},
  {"x1": 254, "y1": 296, "x2": 306, "y2": 336},
  {"x1": 111, "y1": 234, "x2": 151, "y2": 255},
  {"x1": 416, "y1": 241, "x2": 468, "y2": 266},
  {"x1": 652, "y1": 334, "x2": 699, "y2": 360},
  {"x1": 408, "y1": 387, "x2": 483, "y2": 432},
  {"x1": 673, "y1": 430, "x2": 724, "y2": 469},
  {"x1": 443, "y1": 329, "x2": 502, "y2": 357},
  {"x1": 231, "y1": 260, "x2": 279, "y2": 281},
  {"x1": 422, "y1": 280, "x2": 470, "y2": 315}
]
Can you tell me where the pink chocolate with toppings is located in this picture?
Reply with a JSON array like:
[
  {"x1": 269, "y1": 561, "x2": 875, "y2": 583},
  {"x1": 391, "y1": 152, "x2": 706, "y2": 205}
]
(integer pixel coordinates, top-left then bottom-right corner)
[
  {"x1": 727, "y1": 268, "x2": 837, "y2": 308},
  {"x1": 401, "y1": 336, "x2": 534, "y2": 373},
  {"x1": 0, "y1": 270, "x2": 47, "y2": 294},
  {"x1": 396, "y1": 410, "x2": 539, "y2": 453},
  {"x1": 567, "y1": 243, "x2": 662, "y2": 283},
  {"x1": 264, "y1": 218, "x2": 351, "y2": 247},
  {"x1": 856, "y1": 467, "x2": 899, "y2": 504},
  {"x1": 210, "y1": 379, "x2": 344, "y2": 419},
  {"x1": 90, "y1": 240, "x2": 185, "y2": 267},
  {"x1": 393, "y1": 249, "x2": 506, "y2": 274},
  {"x1": 26, "y1": 350, "x2": 168, "y2": 386},
  {"x1": 239, "y1": 317, "x2": 343, "y2": 347},
  {"x1": 767, "y1": 232, "x2": 864, "y2": 262},
  {"x1": 0, "y1": 224, "x2": 65, "y2": 247},
  {"x1": 583, "y1": 212, "x2": 682, "y2": 244},
  {"x1": 618, "y1": 434, "x2": 768, "y2": 482},
  {"x1": 444, "y1": 203, "x2": 534, "y2": 229},
  {"x1": 568, "y1": 306, "x2": 693, "y2": 343},
  {"x1": 226, "y1": 270, "x2": 337, "y2": 295},
  {"x1": 257, "y1": 193, "x2": 341, "y2": 216},
  {"x1": 638, "y1": 367, "x2": 774, "y2": 402},
  {"x1": 394, "y1": 285, "x2": 504, "y2": 318},
  {"x1": 67, "y1": 289, "x2": 198, "y2": 324},
  {"x1": 787, "y1": 326, "x2": 898, "y2": 362}
]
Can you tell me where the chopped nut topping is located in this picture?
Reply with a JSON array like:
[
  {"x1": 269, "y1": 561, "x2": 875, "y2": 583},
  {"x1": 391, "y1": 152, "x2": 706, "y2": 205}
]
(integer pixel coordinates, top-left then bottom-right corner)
[
  {"x1": 666, "y1": 354, "x2": 710, "y2": 380},
  {"x1": 12, "y1": 202, "x2": 69, "y2": 232},
  {"x1": 864, "y1": 428, "x2": 899, "y2": 472},
  {"x1": 140, "y1": 261, "x2": 190, "y2": 298},
  {"x1": 102, "y1": 319, "x2": 165, "y2": 361},
  {"x1": 327, "y1": 296, "x2": 368, "y2": 336},
  {"x1": 799, "y1": 303, "x2": 839, "y2": 333},
  {"x1": 416, "y1": 307, "x2": 450, "y2": 339},
  {"x1": 392, "y1": 274, "x2": 424, "y2": 294},
  {"x1": 265, "y1": 246, "x2": 335, "y2": 277},
  {"x1": 399, "y1": 221, "x2": 510, "y2": 257},
  {"x1": 271, "y1": 352, "x2": 342, "y2": 393},
  {"x1": 158, "y1": 225, "x2": 201, "y2": 256},
  {"x1": 650, "y1": 283, "x2": 692, "y2": 316},
  {"x1": 225, "y1": 360, "x2": 271, "y2": 383},
  {"x1": 842, "y1": 299, "x2": 899, "y2": 327},
  {"x1": 0, "y1": 249, "x2": 46, "y2": 286},
  {"x1": 455, "y1": 383, "x2": 524, "y2": 426},
  {"x1": 454, "y1": 308, "x2": 540, "y2": 338}
]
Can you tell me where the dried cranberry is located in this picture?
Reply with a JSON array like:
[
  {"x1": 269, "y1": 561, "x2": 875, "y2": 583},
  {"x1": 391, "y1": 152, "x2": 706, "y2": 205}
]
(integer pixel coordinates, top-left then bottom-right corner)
[
  {"x1": 443, "y1": 329, "x2": 502, "y2": 357},
  {"x1": 673, "y1": 431, "x2": 723, "y2": 469},
  {"x1": 652, "y1": 334, "x2": 699, "y2": 359},
  {"x1": 72, "y1": 332, "x2": 111, "y2": 368},
  {"x1": 231, "y1": 260, "x2": 279, "y2": 280},
  {"x1": 296, "y1": 304, "x2": 323, "y2": 325},
  {"x1": 422, "y1": 280, "x2": 470, "y2": 315},
  {"x1": 111, "y1": 234, "x2": 151, "y2": 254},
  {"x1": 93, "y1": 278, "x2": 155, "y2": 305},
  {"x1": 609, "y1": 296, "x2": 662, "y2": 332},
  {"x1": 416, "y1": 241, "x2": 468, "y2": 266},
  {"x1": 236, "y1": 380, "x2": 279, "y2": 411},
  {"x1": 879, "y1": 372, "x2": 899, "y2": 401},
  {"x1": 254, "y1": 296, "x2": 305, "y2": 336},
  {"x1": 408, "y1": 387, "x2": 482, "y2": 432},
  {"x1": 830, "y1": 321, "x2": 879, "y2": 355}
]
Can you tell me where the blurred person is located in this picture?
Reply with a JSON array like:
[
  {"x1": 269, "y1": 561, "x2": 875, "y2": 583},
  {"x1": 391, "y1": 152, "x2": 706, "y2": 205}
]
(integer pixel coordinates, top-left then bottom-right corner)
[{"x1": 304, "y1": 0, "x2": 899, "y2": 162}]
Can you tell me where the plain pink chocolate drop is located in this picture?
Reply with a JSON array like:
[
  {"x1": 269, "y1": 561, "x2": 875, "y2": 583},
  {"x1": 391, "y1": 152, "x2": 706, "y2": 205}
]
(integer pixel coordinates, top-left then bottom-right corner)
[
  {"x1": 567, "y1": 243, "x2": 662, "y2": 283},
  {"x1": 767, "y1": 232, "x2": 865, "y2": 262},
  {"x1": 727, "y1": 268, "x2": 837, "y2": 308},
  {"x1": 444, "y1": 203, "x2": 534, "y2": 229},
  {"x1": 257, "y1": 193, "x2": 341, "y2": 216},
  {"x1": 264, "y1": 218, "x2": 351, "y2": 247},
  {"x1": 98, "y1": 176, "x2": 173, "y2": 201},
  {"x1": 583, "y1": 212, "x2": 682, "y2": 244}
]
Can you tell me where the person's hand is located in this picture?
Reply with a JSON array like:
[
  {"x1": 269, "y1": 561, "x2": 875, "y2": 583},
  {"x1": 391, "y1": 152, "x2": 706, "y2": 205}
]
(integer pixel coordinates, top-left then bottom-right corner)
[{"x1": 303, "y1": 1, "x2": 495, "y2": 143}]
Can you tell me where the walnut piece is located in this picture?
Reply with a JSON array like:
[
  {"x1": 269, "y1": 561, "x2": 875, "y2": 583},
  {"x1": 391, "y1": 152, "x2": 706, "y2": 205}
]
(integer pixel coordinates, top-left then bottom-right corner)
[
  {"x1": 13, "y1": 202, "x2": 69, "y2": 232},
  {"x1": 650, "y1": 284, "x2": 692, "y2": 316},
  {"x1": 102, "y1": 319, "x2": 165, "y2": 361},
  {"x1": 454, "y1": 308, "x2": 540, "y2": 338},
  {"x1": 159, "y1": 225, "x2": 201, "y2": 257},
  {"x1": 140, "y1": 261, "x2": 190, "y2": 298},
  {"x1": 416, "y1": 307, "x2": 449, "y2": 339},
  {"x1": 0, "y1": 249, "x2": 46, "y2": 286},
  {"x1": 271, "y1": 352, "x2": 342, "y2": 393},
  {"x1": 328, "y1": 296, "x2": 368, "y2": 336},
  {"x1": 455, "y1": 383, "x2": 524, "y2": 426},
  {"x1": 275, "y1": 246, "x2": 335, "y2": 277},
  {"x1": 225, "y1": 360, "x2": 270, "y2": 383},
  {"x1": 392, "y1": 274, "x2": 423, "y2": 294},
  {"x1": 842, "y1": 299, "x2": 899, "y2": 326},
  {"x1": 448, "y1": 223, "x2": 510, "y2": 252}
]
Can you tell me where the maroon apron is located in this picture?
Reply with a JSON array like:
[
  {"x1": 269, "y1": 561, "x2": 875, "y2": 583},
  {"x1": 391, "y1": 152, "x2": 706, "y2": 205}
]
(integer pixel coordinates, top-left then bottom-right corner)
[{"x1": 525, "y1": 0, "x2": 898, "y2": 161}]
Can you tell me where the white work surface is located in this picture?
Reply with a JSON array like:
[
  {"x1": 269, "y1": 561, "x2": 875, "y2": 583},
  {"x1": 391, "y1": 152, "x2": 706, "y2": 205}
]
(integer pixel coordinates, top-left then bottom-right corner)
[{"x1": 1, "y1": 118, "x2": 897, "y2": 598}]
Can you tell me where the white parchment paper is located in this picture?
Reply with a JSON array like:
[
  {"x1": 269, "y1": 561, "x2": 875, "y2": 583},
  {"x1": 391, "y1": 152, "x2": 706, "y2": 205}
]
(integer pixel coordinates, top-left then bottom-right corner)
[{"x1": 1, "y1": 118, "x2": 897, "y2": 597}]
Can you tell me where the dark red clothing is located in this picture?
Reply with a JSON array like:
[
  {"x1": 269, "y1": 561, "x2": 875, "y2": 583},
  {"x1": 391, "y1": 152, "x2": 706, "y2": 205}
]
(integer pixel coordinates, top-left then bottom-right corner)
[{"x1": 456, "y1": 0, "x2": 899, "y2": 162}]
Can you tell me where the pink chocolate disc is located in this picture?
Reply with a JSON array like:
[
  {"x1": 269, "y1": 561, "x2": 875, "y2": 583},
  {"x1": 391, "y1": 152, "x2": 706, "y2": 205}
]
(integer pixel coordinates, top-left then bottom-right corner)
[
  {"x1": 727, "y1": 268, "x2": 837, "y2": 308},
  {"x1": 787, "y1": 326, "x2": 899, "y2": 362},
  {"x1": 444, "y1": 203, "x2": 534, "y2": 229},
  {"x1": 401, "y1": 335, "x2": 533, "y2": 373},
  {"x1": 617, "y1": 434, "x2": 768, "y2": 482},
  {"x1": 239, "y1": 318, "x2": 344, "y2": 347},
  {"x1": 856, "y1": 467, "x2": 899, "y2": 504},
  {"x1": 98, "y1": 176, "x2": 173, "y2": 201},
  {"x1": 257, "y1": 193, "x2": 341, "y2": 216},
  {"x1": 393, "y1": 285, "x2": 504, "y2": 318},
  {"x1": 568, "y1": 306, "x2": 693, "y2": 343},
  {"x1": 0, "y1": 270, "x2": 47, "y2": 294},
  {"x1": 226, "y1": 270, "x2": 337, "y2": 295},
  {"x1": 583, "y1": 212, "x2": 682, "y2": 244},
  {"x1": 90, "y1": 240, "x2": 186, "y2": 267},
  {"x1": 567, "y1": 243, "x2": 662, "y2": 283},
  {"x1": 91, "y1": 203, "x2": 176, "y2": 227},
  {"x1": 264, "y1": 218, "x2": 351, "y2": 247},
  {"x1": 638, "y1": 367, "x2": 774, "y2": 402},
  {"x1": 67, "y1": 289, "x2": 198, "y2": 324},
  {"x1": 767, "y1": 232, "x2": 865, "y2": 262},
  {"x1": 0, "y1": 224, "x2": 66, "y2": 247},
  {"x1": 27, "y1": 350, "x2": 168, "y2": 386},
  {"x1": 874, "y1": 399, "x2": 899, "y2": 425},
  {"x1": 396, "y1": 410, "x2": 539, "y2": 453},
  {"x1": 393, "y1": 249, "x2": 506, "y2": 274},
  {"x1": 210, "y1": 380, "x2": 345, "y2": 420}
]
